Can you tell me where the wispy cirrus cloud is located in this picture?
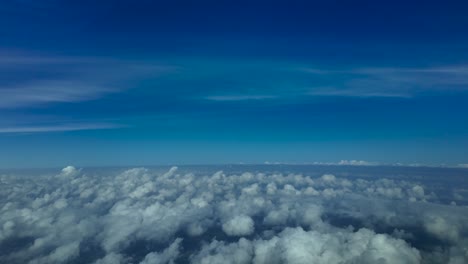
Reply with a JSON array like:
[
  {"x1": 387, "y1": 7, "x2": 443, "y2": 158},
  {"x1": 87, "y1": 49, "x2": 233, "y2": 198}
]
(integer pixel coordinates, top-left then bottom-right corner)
[
  {"x1": 3, "y1": 53, "x2": 468, "y2": 111},
  {"x1": 0, "y1": 51, "x2": 96, "y2": 66},
  {"x1": 302, "y1": 65, "x2": 468, "y2": 98},
  {"x1": 204, "y1": 95, "x2": 278, "y2": 101},
  {"x1": 306, "y1": 87, "x2": 412, "y2": 98},
  {"x1": 0, "y1": 81, "x2": 114, "y2": 108},
  {"x1": 196, "y1": 63, "x2": 468, "y2": 102},
  {"x1": 0, "y1": 123, "x2": 123, "y2": 133},
  {"x1": 0, "y1": 51, "x2": 176, "y2": 109}
]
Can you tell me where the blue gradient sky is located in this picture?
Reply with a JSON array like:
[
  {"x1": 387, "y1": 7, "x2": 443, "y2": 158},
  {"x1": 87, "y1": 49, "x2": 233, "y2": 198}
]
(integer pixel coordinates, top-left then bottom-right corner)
[{"x1": 1, "y1": 0, "x2": 468, "y2": 168}]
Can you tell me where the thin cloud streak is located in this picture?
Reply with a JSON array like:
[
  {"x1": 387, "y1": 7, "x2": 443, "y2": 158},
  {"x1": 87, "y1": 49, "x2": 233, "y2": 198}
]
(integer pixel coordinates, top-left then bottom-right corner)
[
  {"x1": 0, "y1": 51, "x2": 176, "y2": 108},
  {"x1": 306, "y1": 88, "x2": 412, "y2": 98},
  {"x1": 0, "y1": 52, "x2": 101, "y2": 66},
  {"x1": 202, "y1": 64, "x2": 468, "y2": 101},
  {"x1": 301, "y1": 66, "x2": 468, "y2": 76},
  {"x1": 302, "y1": 65, "x2": 468, "y2": 97},
  {"x1": 0, "y1": 81, "x2": 114, "y2": 108},
  {"x1": 204, "y1": 95, "x2": 278, "y2": 101},
  {"x1": 0, "y1": 123, "x2": 124, "y2": 133}
]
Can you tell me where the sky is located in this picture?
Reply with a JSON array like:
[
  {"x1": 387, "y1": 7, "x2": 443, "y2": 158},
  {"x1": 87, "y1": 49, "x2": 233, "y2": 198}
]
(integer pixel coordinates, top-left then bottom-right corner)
[{"x1": 1, "y1": 0, "x2": 468, "y2": 168}]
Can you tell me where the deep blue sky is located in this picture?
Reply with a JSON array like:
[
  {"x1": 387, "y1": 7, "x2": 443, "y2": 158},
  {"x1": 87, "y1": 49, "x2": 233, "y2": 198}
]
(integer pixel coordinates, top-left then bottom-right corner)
[{"x1": 1, "y1": 0, "x2": 468, "y2": 168}]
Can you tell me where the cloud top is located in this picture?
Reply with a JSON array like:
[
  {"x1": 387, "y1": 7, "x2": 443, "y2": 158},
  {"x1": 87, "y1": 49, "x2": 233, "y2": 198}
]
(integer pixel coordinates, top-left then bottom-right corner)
[{"x1": 0, "y1": 166, "x2": 467, "y2": 263}]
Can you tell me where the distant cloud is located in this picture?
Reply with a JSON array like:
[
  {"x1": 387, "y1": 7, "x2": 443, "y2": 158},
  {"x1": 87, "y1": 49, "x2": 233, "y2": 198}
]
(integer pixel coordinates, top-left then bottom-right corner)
[
  {"x1": 337, "y1": 160, "x2": 378, "y2": 166},
  {"x1": 310, "y1": 160, "x2": 380, "y2": 166},
  {"x1": 269, "y1": 160, "x2": 460, "y2": 168}
]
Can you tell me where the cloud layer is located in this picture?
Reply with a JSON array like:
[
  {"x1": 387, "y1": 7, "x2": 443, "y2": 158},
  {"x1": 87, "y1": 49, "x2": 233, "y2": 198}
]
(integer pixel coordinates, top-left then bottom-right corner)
[{"x1": 0, "y1": 166, "x2": 467, "y2": 263}]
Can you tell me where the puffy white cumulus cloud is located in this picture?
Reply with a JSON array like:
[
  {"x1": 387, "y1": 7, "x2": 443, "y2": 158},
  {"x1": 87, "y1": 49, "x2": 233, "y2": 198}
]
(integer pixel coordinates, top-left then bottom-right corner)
[
  {"x1": 191, "y1": 238, "x2": 254, "y2": 264},
  {"x1": 140, "y1": 238, "x2": 182, "y2": 264},
  {"x1": 94, "y1": 253, "x2": 126, "y2": 264},
  {"x1": 193, "y1": 227, "x2": 421, "y2": 264},
  {"x1": 222, "y1": 215, "x2": 255, "y2": 236},
  {"x1": 60, "y1": 165, "x2": 80, "y2": 177},
  {"x1": 0, "y1": 166, "x2": 467, "y2": 263}
]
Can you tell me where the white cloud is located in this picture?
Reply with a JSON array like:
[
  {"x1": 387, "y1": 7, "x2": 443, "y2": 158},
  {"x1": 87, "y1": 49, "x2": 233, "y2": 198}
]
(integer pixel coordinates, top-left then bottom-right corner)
[
  {"x1": 140, "y1": 238, "x2": 182, "y2": 264},
  {"x1": 193, "y1": 227, "x2": 421, "y2": 264},
  {"x1": 191, "y1": 238, "x2": 254, "y2": 264},
  {"x1": 0, "y1": 166, "x2": 467, "y2": 263},
  {"x1": 60, "y1": 165, "x2": 80, "y2": 177},
  {"x1": 222, "y1": 215, "x2": 255, "y2": 237},
  {"x1": 311, "y1": 160, "x2": 380, "y2": 166},
  {"x1": 321, "y1": 174, "x2": 336, "y2": 182},
  {"x1": 337, "y1": 160, "x2": 378, "y2": 166}
]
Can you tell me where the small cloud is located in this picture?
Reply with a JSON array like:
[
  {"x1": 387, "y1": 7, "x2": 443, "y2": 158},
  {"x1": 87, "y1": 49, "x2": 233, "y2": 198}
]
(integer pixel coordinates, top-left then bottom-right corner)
[
  {"x1": 338, "y1": 160, "x2": 378, "y2": 166},
  {"x1": 311, "y1": 160, "x2": 380, "y2": 166},
  {"x1": 222, "y1": 215, "x2": 255, "y2": 236},
  {"x1": 60, "y1": 166, "x2": 81, "y2": 178}
]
